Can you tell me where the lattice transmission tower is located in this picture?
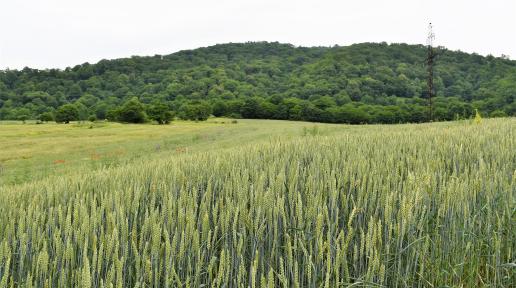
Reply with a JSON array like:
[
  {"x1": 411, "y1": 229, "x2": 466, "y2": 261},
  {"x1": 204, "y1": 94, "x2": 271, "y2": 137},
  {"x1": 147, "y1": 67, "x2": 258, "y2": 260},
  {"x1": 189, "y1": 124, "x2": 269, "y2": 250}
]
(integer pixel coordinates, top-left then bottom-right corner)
[{"x1": 426, "y1": 22, "x2": 437, "y2": 121}]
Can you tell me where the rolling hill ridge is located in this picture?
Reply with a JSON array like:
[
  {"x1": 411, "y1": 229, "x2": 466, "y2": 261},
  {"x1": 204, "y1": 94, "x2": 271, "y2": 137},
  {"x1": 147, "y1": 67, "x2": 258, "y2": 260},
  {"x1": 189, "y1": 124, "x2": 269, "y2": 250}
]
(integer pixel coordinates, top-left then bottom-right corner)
[{"x1": 0, "y1": 42, "x2": 514, "y2": 123}]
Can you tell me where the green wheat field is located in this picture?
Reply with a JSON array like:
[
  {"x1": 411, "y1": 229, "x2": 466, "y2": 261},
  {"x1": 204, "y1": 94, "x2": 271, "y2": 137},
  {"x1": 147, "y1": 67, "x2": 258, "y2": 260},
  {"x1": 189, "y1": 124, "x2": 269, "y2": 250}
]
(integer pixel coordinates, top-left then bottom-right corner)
[{"x1": 0, "y1": 118, "x2": 514, "y2": 287}]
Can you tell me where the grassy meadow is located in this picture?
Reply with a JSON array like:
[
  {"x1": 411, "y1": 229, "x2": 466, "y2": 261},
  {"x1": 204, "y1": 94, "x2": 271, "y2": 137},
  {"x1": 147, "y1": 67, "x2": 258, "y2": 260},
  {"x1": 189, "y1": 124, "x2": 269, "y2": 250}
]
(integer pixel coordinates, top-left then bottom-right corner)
[
  {"x1": 0, "y1": 119, "x2": 346, "y2": 186},
  {"x1": 0, "y1": 118, "x2": 514, "y2": 287}
]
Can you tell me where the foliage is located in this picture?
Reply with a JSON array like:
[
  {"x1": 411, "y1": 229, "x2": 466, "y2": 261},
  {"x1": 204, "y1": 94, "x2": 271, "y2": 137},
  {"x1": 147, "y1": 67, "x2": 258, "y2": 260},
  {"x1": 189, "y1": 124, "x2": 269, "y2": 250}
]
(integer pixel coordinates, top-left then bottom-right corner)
[
  {"x1": 88, "y1": 115, "x2": 97, "y2": 122},
  {"x1": 179, "y1": 102, "x2": 211, "y2": 121},
  {"x1": 474, "y1": 108, "x2": 482, "y2": 124},
  {"x1": 115, "y1": 97, "x2": 147, "y2": 123},
  {"x1": 146, "y1": 102, "x2": 174, "y2": 124},
  {"x1": 489, "y1": 110, "x2": 507, "y2": 117},
  {"x1": 0, "y1": 119, "x2": 513, "y2": 286},
  {"x1": 38, "y1": 112, "x2": 54, "y2": 122},
  {"x1": 302, "y1": 125, "x2": 320, "y2": 136},
  {"x1": 0, "y1": 42, "x2": 514, "y2": 123},
  {"x1": 55, "y1": 104, "x2": 79, "y2": 123}
]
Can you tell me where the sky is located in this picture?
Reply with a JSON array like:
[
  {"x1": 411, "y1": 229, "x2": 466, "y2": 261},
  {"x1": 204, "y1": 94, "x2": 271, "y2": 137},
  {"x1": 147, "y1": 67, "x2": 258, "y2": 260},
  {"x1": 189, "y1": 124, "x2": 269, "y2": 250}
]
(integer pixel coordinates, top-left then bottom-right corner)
[{"x1": 1, "y1": 0, "x2": 515, "y2": 69}]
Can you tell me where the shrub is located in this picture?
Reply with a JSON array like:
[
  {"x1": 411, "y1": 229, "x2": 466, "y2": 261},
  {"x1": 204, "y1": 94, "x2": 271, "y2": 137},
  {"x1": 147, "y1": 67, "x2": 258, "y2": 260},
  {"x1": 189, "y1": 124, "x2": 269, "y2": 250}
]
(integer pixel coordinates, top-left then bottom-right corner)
[
  {"x1": 117, "y1": 97, "x2": 147, "y2": 123},
  {"x1": 55, "y1": 104, "x2": 79, "y2": 123},
  {"x1": 179, "y1": 102, "x2": 211, "y2": 121},
  {"x1": 474, "y1": 108, "x2": 482, "y2": 124},
  {"x1": 38, "y1": 112, "x2": 54, "y2": 122},
  {"x1": 147, "y1": 102, "x2": 174, "y2": 124},
  {"x1": 88, "y1": 115, "x2": 97, "y2": 122},
  {"x1": 489, "y1": 110, "x2": 507, "y2": 118}
]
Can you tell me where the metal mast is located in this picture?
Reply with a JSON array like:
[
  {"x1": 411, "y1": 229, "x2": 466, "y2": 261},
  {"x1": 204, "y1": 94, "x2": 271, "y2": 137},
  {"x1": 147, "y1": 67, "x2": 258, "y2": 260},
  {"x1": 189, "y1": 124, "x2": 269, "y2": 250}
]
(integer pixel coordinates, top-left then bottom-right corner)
[{"x1": 426, "y1": 22, "x2": 436, "y2": 121}]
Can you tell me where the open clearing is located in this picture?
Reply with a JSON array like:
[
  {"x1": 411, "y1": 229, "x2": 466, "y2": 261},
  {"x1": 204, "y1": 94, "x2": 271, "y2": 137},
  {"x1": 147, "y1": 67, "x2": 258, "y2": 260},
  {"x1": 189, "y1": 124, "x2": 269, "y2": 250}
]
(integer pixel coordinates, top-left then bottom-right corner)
[{"x1": 0, "y1": 119, "x2": 347, "y2": 186}]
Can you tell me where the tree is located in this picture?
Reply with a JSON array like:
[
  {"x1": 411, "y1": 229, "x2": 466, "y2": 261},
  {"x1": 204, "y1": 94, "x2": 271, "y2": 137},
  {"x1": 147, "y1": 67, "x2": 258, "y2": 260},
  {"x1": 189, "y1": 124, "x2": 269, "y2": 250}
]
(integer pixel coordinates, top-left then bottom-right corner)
[
  {"x1": 332, "y1": 104, "x2": 371, "y2": 124},
  {"x1": 313, "y1": 96, "x2": 337, "y2": 110},
  {"x1": 17, "y1": 114, "x2": 29, "y2": 123},
  {"x1": 147, "y1": 102, "x2": 174, "y2": 124},
  {"x1": 212, "y1": 101, "x2": 228, "y2": 117},
  {"x1": 489, "y1": 110, "x2": 507, "y2": 118},
  {"x1": 180, "y1": 102, "x2": 212, "y2": 121},
  {"x1": 94, "y1": 102, "x2": 110, "y2": 120},
  {"x1": 241, "y1": 98, "x2": 260, "y2": 118},
  {"x1": 68, "y1": 84, "x2": 83, "y2": 100},
  {"x1": 39, "y1": 112, "x2": 54, "y2": 122},
  {"x1": 117, "y1": 97, "x2": 147, "y2": 123},
  {"x1": 88, "y1": 115, "x2": 97, "y2": 122},
  {"x1": 77, "y1": 93, "x2": 99, "y2": 108},
  {"x1": 12, "y1": 108, "x2": 32, "y2": 123},
  {"x1": 106, "y1": 108, "x2": 120, "y2": 121},
  {"x1": 55, "y1": 104, "x2": 79, "y2": 123},
  {"x1": 75, "y1": 102, "x2": 89, "y2": 122},
  {"x1": 0, "y1": 42, "x2": 514, "y2": 124}
]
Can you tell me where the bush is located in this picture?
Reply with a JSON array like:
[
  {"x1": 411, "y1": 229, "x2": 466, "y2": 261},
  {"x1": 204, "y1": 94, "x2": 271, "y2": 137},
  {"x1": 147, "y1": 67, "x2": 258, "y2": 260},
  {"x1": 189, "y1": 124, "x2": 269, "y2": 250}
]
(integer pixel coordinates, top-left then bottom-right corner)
[
  {"x1": 180, "y1": 102, "x2": 212, "y2": 121},
  {"x1": 106, "y1": 109, "x2": 120, "y2": 122},
  {"x1": 17, "y1": 115, "x2": 28, "y2": 123},
  {"x1": 38, "y1": 112, "x2": 54, "y2": 122},
  {"x1": 489, "y1": 110, "x2": 507, "y2": 118},
  {"x1": 302, "y1": 125, "x2": 320, "y2": 136},
  {"x1": 474, "y1": 109, "x2": 482, "y2": 124},
  {"x1": 88, "y1": 115, "x2": 97, "y2": 122},
  {"x1": 147, "y1": 102, "x2": 174, "y2": 124},
  {"x1": 55, "y1": 104, "x2": 79, "y2": 123},
  {"x1": 117, "y1": 97, "x2": 147, "y2": 123}
]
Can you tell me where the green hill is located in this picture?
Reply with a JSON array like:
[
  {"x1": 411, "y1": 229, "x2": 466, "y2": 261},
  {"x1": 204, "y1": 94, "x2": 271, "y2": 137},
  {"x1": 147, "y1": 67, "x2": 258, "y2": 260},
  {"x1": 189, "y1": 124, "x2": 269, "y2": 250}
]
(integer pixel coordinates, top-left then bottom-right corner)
[{"x1": 1, "y1": 42, "x2": 514, "y2": 123}]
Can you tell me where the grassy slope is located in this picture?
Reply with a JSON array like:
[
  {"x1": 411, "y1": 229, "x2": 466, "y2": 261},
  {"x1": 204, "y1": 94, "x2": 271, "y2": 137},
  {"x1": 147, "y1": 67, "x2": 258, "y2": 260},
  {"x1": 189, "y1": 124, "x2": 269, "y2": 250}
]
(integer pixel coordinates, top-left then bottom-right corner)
[{"x1": 0, "y1": 119, "x2": 347, "y2": 186}]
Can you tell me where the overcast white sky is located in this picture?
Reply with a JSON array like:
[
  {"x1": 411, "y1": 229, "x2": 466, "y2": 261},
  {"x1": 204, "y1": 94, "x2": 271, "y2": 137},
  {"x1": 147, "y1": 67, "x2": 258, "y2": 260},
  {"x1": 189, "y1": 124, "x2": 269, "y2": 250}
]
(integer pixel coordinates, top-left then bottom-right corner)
[{"x1": 0, "y1": 0, "x2": 515, "y2": 69}]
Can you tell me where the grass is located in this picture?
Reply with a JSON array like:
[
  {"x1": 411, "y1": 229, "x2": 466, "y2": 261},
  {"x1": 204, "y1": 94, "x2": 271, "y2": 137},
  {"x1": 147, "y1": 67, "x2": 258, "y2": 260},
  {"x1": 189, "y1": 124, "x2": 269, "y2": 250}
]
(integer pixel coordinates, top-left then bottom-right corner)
[
  {"x1": 0, "y1": 118, "x2": 514, "y2": 287},
  {"x1": 0, "y1": 119, "x2": 345, "y2": 186}
]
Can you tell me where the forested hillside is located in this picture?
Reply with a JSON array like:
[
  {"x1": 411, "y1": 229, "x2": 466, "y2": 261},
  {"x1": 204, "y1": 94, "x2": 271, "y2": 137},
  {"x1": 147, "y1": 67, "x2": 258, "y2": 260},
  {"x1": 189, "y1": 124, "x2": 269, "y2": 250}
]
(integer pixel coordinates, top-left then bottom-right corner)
[{"x1": 0, "y1": 42, "x2": 514, "y2": 123}]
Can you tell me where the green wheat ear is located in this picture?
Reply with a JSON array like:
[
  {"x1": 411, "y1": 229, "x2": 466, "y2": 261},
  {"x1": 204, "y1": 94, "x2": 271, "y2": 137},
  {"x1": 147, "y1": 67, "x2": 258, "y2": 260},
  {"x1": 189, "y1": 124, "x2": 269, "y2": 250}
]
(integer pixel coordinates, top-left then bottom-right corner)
[
  {"x1": 0, "y1": 119, "x2": 513, "y2": 287},
  {"x1": 474, "y1": 109, "x2": 482, "y2": 124}
]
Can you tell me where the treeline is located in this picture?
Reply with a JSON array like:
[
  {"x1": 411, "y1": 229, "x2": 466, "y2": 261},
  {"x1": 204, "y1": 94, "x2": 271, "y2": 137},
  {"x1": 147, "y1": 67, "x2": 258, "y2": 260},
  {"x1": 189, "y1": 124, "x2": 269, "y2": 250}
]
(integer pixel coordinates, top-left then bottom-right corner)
[{"x1": 0, "y1": 42, "x2": 514, "y2": 124}]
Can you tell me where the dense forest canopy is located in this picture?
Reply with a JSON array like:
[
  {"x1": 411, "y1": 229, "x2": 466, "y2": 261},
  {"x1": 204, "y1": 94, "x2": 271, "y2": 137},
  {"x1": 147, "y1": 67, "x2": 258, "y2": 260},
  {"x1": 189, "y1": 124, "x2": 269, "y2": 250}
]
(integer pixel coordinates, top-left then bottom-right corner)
[{"x1": 0, "y1": 42, "x2": 514, "y2": 123}]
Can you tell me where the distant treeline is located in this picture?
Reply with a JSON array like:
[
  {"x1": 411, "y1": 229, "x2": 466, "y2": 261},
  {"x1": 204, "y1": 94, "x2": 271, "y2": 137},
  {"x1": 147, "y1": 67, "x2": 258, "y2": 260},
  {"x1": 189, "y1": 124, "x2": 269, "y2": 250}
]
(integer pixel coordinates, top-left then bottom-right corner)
[{"x1": 0, "y1": 42, "x2": 514, "y2": 123}]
